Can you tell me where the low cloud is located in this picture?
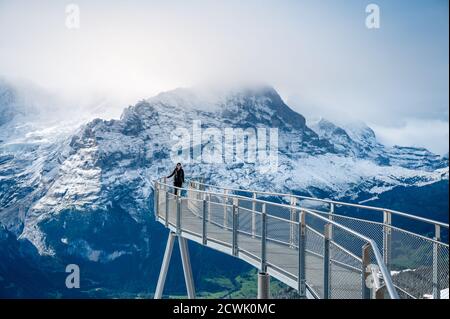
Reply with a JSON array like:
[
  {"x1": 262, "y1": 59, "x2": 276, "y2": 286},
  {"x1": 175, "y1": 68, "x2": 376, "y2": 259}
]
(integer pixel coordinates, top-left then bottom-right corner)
[
  {"x1": 371, "y1": 119, "x2": 449, "y2": 156},
  {"x1": 0, "y1": 0, "x2": 448, "y2": 154}
]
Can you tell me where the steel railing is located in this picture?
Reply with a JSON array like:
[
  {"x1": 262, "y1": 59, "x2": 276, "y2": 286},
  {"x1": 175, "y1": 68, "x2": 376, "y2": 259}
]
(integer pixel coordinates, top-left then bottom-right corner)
[
  {"x1": 186, "y1": 179, "x2": 449, "y2": 299},
  {"x1": 152, "y1": 177, "x2": 428, "y2": 299}
]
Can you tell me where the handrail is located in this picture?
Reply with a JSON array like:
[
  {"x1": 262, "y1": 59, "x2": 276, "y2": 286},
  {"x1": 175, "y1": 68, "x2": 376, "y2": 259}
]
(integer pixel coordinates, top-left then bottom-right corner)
[
  {"x1": 308, "y1": 208, "x2": 449, "y2": 247},
  {"x1": 187, "y1": 179, "x2": 449, "y2": 230},
  {"x1": 154, "y1": 178, "x2": 400, "y2": 299}
]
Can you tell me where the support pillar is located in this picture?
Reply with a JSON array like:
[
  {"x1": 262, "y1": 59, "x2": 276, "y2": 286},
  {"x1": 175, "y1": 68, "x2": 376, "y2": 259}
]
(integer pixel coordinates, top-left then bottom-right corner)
[
  {"x1": 154, "y1": 232, "x2": 176, "y2": 299},
  {"x1": 154, "y1": 232, "x2": 196, "y2": 299},
  {"x1": 257, "y1": 272, "x2": 270, "y2": 299},
  {"x1": 179, "y1": 236, "x2": 196, "y2": 299}
]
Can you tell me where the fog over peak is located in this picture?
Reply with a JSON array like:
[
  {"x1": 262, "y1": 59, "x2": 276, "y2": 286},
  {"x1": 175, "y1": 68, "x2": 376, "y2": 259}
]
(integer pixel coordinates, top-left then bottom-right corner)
[{"x1": 0, "y1": 0, "x2": 448, "y2": 154}]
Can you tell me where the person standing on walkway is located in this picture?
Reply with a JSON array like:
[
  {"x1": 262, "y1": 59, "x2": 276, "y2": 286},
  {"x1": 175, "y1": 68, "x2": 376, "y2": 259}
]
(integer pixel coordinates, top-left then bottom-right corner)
[{"x1": 167, "y1": 163, "x2": 184, "y2": 195}]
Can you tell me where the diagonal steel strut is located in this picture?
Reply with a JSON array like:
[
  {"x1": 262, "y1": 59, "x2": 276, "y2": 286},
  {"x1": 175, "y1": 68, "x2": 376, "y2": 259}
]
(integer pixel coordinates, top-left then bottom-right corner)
[{"x1": 154, "y1": 231, "x2": 196, "y2": 299}]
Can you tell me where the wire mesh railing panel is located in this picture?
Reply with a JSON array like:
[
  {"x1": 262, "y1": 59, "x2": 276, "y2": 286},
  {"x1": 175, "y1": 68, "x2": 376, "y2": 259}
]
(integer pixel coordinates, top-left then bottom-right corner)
[
  {"x1": 265, "y1": 215, "x2": 298, "y2": 278},
  {"x1": 265, "y1": 202, "x2": 292, "y2": 220},
  {"x1": 208, "y1": 201, "x2": 225, "y2": 226},
  {"x1": 237, "y1": 207, "x2": 262, "y2": 260},
  {"x1": 332, "y1": 215, "x2": 384, "y2": 257},
  {"x1": 395, "y1": 288, "x2": 415, "y2": 299},
  {"x1": 205, "y1": 201, "x2": 232, "y2": 247},
  {"x1": 166, "y1": 193, "x2": 177, "y2": 226},
  {"x1": 391, "y1": 213, "x2": 436, "y2": 240},
  {"x1": 437, "y1": 243, "x2": 450, "y2": 300},
  {"x1": 437, "y1": 245, "x2": 449, "y2": 299},
  {"x1": 237, "y1": 206, "x2": 252, "y2": 235},
  {"x1": 235, "y1": 197, "x2": 254, "y2": 211},
  {"x1": 157, "y1": 188, "x2": 166, "y2": 219},
  {"x1": 187, "y1": 189, "x2": 203, "y2": 217},
  {"x1": 389, "y1": 227, "x2": 449, "y2": 299},
  {"x1": 305, "y1": 227, "x2": 325, "y2": 298},
  {"x1": 331, "y1": 225, "x2": 369, "y2": 262},
  {"x1": 441, "y1": 227, "x2": 449, "y2": 245},
  {"x1": 329, "y1": 241, "x2": 363, "y2": 299},
  {"x1": 181, "y1": 198, "x2": 203, "y2": 236},
  {"x1": 266, "y1": 214, "x2": 291, "y2": 246},
  {"x1": 304, "y1": 213, "x2": 328, "y2": 235},
  {"x1": 226, "y1": 201, "x2": 234, "y2": 231},
  {"x1": 305, "y1": 226, "x2": 324, "y2": 256}
]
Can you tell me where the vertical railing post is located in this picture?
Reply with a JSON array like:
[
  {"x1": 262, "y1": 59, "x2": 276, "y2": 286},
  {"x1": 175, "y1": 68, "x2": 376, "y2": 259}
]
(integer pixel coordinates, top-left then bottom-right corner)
[
  {"x1": 432, "y1": 224, "x2": 441, "y2": 299},
  {"x1": 165, "y1": 191, "x2": 169, "y2": 227},
  {"x1": 223, "y1": 189, "x2": 228, "y2": 229},
  {"x1": 362, "y1": 243, "x2": 372, "y2": 299},
  {"x1": 251, "y1": 192, "x2": 257, "y2": 238},
  {"x1": 186, "y1": 183, "x2": 191, "y2": 211},
  {"x1": 289, "y1": 195, "x2": 297, "y2": 248},
  {"x1": 202, "y1": 197, "x2": 207, "y2": 245},
  {"x1": 323, "y1": 223, "x2": 331, "y2": 299},
  {"x1": 176, "y1": 196, "x2": 181, "y2": 234},
  {"x1": 298, "y1": 210, "x2": 306, "y2": 298},
  {"x1": 329, "y1": 203, "x2": 334, "y2": 240},
  {"x1": 208, "y1": 193, "x2": 211, "y2": 222},
  {"x1": 154, "y1": 182, "x2": 159, "y2": 221},
  {"x1": 257, "y1": 202, "x2": 270, "y2": 299},
  {"x1": 197, "y1": 182, "x2": 201, "y2": 202},
  {"x1": 257, "y1": 201, "x2": 270, "y2": 300},
  {"x1": 383, "y1": 211, "x2": 392, "y2": 269},
  {"x1": 232, "y1": 200, "x2": 238, "y2": 256},
  {"x1": 187, "y1": 182, "x2": 190, "y2": 201},
  {"x1": 261, "y1": 203, "x2": 267, "y2": 272}
]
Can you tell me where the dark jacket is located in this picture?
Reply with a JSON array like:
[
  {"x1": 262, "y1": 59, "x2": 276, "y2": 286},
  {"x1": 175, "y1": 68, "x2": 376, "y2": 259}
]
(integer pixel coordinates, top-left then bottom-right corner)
[{"x1": 168, "y1": 168, "x2": 184, "y2": 185}]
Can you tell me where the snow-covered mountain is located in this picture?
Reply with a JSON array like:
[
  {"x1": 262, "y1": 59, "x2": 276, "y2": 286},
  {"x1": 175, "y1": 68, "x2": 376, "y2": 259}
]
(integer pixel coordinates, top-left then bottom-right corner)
[
  {"x1": 0, "y1": 83, "x2": 448, "y2": 296},
  {"x1": 310, "y1": 118, "x2": 446, "y2": 170}
]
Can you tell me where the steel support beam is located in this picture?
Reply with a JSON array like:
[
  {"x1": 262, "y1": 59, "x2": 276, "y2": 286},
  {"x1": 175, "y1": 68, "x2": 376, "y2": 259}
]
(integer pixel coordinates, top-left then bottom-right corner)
[
  {"x1": 154, "y1": 232, "x2": 196, "y2": 299},
  {"x1": 179, "y1": 236, "x2": 196, "y2": 299},
  {"x1": 154, "y1": 232, "x2": 176, "y2": 299}
]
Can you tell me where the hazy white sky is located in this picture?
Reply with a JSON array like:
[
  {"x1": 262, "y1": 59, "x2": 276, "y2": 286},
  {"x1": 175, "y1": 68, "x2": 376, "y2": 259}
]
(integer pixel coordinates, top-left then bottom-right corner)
[{"x1": 0, "y1": 0, "x2": 448, "y2": 154}]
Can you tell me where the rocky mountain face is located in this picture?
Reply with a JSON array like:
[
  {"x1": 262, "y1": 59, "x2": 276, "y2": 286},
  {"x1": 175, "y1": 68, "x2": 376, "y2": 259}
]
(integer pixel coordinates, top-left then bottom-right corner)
[
  {"x1": 0, "y1": 83, "x2": 448, "y2": 297},
  {"x1": 310, "y1": 118, "x2": 445, "y2": 170}
]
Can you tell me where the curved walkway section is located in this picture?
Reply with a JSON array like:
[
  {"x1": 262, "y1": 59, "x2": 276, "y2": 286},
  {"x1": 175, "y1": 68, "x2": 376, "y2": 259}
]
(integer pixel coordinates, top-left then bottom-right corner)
[{"x1": 153, "y1": 178, "x2": 449, "y2": 299}]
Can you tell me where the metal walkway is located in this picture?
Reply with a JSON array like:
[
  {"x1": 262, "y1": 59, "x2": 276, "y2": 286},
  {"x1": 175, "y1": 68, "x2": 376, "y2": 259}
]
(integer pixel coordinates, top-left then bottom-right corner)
[{"x1": 153, "y1": 178, "x2": 449, "y2": 299}]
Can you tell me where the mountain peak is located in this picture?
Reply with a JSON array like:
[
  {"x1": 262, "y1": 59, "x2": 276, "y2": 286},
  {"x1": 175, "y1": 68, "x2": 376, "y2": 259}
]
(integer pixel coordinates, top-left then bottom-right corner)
[
  {"x1": 143, "y1": 85, "x2": 307, "y2": 131},
  {"x1": 147, "y1": 84, "x2": 279, "y2": 108}
]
